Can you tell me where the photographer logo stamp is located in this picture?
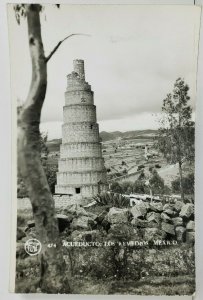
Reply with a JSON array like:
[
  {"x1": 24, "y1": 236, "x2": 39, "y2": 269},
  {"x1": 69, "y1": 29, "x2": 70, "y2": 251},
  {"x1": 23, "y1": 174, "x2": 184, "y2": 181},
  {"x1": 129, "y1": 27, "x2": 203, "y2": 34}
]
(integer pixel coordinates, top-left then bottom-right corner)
[{"x1": 24, "y1": 239, "x2": 42, "y2": 256}]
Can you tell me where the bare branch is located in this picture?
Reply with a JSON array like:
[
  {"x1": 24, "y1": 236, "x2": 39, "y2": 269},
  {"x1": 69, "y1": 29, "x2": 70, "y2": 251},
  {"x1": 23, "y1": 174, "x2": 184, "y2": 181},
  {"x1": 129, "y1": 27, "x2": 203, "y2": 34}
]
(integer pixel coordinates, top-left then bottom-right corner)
[{"x1": 45, "y1": 33, "x2": 91, "y2": 63}]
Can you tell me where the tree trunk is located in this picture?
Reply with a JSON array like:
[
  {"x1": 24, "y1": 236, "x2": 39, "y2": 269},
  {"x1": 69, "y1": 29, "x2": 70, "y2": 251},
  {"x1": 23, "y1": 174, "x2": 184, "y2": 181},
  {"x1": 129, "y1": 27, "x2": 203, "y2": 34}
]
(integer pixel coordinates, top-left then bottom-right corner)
[
  {"x1": 17, "y1": 4, "x2": 71, "y2": 293},
  {"x1": 178, "y1": 161, "x2": 185, "y2": 202}
]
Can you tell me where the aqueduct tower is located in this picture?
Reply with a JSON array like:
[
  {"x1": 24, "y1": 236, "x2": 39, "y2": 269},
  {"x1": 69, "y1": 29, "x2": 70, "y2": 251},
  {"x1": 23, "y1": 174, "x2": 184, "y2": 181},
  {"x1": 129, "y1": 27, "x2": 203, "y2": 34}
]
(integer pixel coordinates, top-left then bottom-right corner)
[{"x1": 55, "y1": 59, "x2": 107, "y2": 197}]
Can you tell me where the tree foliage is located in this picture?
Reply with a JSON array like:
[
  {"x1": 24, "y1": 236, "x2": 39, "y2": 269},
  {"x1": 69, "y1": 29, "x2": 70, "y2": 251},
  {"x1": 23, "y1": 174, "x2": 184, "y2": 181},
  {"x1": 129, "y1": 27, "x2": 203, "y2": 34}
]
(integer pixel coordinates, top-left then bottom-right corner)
[
  {"x1": 157, "y1": 78, "x2": 195, "y2": 200},
  {"x1": 149, "y1": 169, "x2": 165, "y2": 195},
  {"x1": 110, "y1": 169, "x2": 169, "y2": 196},
  {"x1": 157, "y1": 78, "x2": 194, "y2": 163},
  {"x1": 172, "y1": 173, "x2": 194, "y2": 195}
]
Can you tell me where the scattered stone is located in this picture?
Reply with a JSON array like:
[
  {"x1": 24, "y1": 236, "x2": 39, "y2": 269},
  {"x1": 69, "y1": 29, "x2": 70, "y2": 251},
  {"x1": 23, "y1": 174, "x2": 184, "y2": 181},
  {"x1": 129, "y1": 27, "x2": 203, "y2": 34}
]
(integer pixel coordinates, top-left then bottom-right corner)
[
  {"x1": 140, "y1": 201, "x2": 150, "y2": 211},
  {"x1": 172, "y1": 217, "x2": 183, "y2": 227},
  {"x1": 101, "y1": 219, "x2": 111, "y2": 232},
  {"x1": 25, "y1": 227, "x2": 36, "y2": 238},
  {"x1": 75, "y1": 206, "x2": 89, "y2": 217},
  {"x1": 164, "y1": 209, "x2": 175, "y2": 217},
  {"x1": 146, "y1": 212, "x2": 161, "y2": 224},
  {"x1": 66, "y1": 204, "x2": 88, "y2": 216},
  {"x1": 132, "y1": 228, "x2": 143, "y2": 240},
  {"x1": 131, "y1": 218, "x2": 148, "y2": 228},
  {"x1": 161, "y1": 212, "x2": 172, "y2": 223},
  {"x1": 186, "y1": 231, "x2": 195, "y2": 244},
  {"x1": 71, "y1": 216, "x2": 91, "y2": 230},
  {"x1": 105, "y1": 207, "x2": 129, "y2": 224},
  {"x1": 149, "y1": 202, "x2": 163, "y2": 212},
  {"x1": 56, "y1": 214, "x2": 73, "y2": 232},
  {"x1": 130, "y1": 203, "x2": 147, "y2": 219},
  {"x1": 108, "y1": 224, "x2": 134, "y2": 241},
  {"x1": 174, "y1": 200, "x2": 184, "y2": 212},
  {"x1": 180, "y1": 203, "x2": 194, "y2": 219},
  {"x1": 161, "y1": 222, "x2": 175, "y2": 235},
  {"x1": 186, "y1": 220, "x2": 195, "y2": 231},
  {"x1": 147, "y1": 221, "x2": 160, "y2": 228},
  {"x1": 163, "y1": 204, "x2": 173, "y2": 211},
  {"x1": 17, "y1": 227, "x2": 26, "y2": 241},
  {"x1": 27, "y1": 220, "x2": 35, "y2": 229},
  {"x1": 175, "y1": 226, "x2": 186, "y2": 242},
  {"x1": 87, "y1": 212, "x2": 98, "y2": 220},
  {"x1": 144, "y1": 228, "x2": 166, "y2": 241},
  {"x1": 71, "y1": 230, "x2": 103, "y2": 242},
  {"x1": 95, "y1": 210, "x2": 109, "y2": 224}
]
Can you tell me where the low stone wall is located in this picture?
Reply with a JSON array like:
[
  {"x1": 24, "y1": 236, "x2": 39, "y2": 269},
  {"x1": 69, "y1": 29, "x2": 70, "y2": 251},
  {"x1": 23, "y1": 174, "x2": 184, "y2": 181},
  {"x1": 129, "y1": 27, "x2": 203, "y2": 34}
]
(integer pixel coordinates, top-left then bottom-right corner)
[{"x1": 17, "y1": 195, "x2": 82, "y2": 211}]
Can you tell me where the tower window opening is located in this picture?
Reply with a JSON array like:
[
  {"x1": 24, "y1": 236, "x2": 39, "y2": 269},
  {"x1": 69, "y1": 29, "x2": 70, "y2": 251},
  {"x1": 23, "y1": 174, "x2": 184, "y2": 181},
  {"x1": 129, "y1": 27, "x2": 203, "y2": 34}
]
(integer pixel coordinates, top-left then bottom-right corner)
[
  {"x1": 75, "y1": 187, "x2": 81, "y2": 194},
  {"x1": 90, "y1": 124, "x2": 93, "y2": 129}
]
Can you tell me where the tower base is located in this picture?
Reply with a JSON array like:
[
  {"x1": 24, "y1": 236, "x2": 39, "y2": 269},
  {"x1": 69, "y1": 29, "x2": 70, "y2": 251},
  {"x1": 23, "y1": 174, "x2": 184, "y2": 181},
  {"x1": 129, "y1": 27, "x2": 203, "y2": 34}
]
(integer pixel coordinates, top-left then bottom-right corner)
[{"x1": 55, "y1": 183, "x2": 108, "y2": 198}]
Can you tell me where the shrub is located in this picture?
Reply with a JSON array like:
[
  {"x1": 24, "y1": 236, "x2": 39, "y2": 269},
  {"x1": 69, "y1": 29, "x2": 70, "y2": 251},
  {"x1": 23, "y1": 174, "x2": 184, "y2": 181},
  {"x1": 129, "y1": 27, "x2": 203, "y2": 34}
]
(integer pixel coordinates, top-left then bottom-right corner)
[
  {"x1": 111, "y1": 182, "x2": 123, "y2": 193},
  {"x1": 94, "y1": 192, "x2": 130, "y2": 208},
  {"x1": 172, "y1": 173, "x2": 194, "y2": 195},
  {"x1": 149, "y1": 169, "x2": 165, "y2": 194}
]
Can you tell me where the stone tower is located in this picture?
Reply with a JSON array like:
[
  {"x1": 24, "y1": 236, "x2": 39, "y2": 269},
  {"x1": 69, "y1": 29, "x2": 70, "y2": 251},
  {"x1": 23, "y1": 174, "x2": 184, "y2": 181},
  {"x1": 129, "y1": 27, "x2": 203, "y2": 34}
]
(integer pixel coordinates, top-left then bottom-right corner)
[{"x1": 55, "y1": 59, "x2": 107, "y2": 197}]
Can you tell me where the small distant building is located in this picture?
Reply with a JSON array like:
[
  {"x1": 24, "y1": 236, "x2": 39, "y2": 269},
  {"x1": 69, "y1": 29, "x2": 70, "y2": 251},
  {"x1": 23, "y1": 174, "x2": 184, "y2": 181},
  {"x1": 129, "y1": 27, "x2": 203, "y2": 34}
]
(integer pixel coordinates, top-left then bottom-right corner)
[{"x1": 55, "y1": 60, "x2": 107, "y2": 197}]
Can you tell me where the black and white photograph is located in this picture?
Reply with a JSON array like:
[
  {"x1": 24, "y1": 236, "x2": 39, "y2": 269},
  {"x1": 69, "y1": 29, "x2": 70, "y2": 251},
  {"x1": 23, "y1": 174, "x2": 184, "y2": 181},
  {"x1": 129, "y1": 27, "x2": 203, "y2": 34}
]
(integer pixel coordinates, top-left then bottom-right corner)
[{"x1": 7, "y1": 3, "x2": 201, "y2": 295}]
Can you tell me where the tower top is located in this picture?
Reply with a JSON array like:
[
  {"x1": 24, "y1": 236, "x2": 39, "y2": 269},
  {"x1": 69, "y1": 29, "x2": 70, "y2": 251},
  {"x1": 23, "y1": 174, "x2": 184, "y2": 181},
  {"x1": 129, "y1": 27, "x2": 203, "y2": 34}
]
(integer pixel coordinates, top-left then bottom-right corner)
[{"x1": 73, "y1": 59, "x2": 85, "y2": 80}]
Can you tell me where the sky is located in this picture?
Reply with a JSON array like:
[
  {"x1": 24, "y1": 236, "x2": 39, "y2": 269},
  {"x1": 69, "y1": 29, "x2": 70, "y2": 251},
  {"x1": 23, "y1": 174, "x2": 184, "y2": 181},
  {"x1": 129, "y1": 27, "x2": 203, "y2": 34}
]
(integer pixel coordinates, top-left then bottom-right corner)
[{"x1": 8, "y1": 5, "x2": 200, "y2": 139}]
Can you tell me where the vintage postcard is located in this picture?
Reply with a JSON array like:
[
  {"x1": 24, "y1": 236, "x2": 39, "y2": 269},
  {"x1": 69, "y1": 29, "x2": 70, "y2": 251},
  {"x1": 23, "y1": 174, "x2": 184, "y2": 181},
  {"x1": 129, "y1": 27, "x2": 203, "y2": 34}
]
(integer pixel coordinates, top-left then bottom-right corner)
[{"x1": 8, "y1": 3, "x2": 201, "y2": 295}]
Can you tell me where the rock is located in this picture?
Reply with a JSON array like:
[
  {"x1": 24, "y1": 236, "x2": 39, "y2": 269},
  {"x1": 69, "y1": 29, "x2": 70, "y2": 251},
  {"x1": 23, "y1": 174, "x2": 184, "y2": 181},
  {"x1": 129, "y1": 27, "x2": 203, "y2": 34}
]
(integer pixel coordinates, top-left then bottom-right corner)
[
  {"x1": 56, "y1": 214, "x2": 73, "y2": 232},
  {"x1": 144, "y1": 228, "x2": 166, "y2": 241},
  {"x1": 186, "y1": 220, "x2": 195, "y2": 231},
  {"x1": 146, "y1": 212, "x2": 161, "y2": 224},
  {"x1": 87, "y1": 212, "x2": 98, "y2": 220},
  {"x1": 17, "y1": 227, "x2": 26, "y2": 241},
  {"x1": 161, "y1": 222, "x2": 175, "y2": 235},
  {"x1": 101, "y1": 219, "x2": 111, "y2": 231},
  {"x1": 105, "y1": 207, "x2": 129, "y2": 224},
  {"x1": 66, "y1": 204, "x2": 88, "y2": 216},
  {"x1": 131, "y1": 218, "x2": 148, "y2": 228},
  {"x1": 108, "y1": 224, "x2": 134, "y2": 241},
  {"x1": 132, "y1": 228, "x2": 143, "y2": 240},
  {"x1": 75, "y1": 206, "x2": 89, "y2": 217},
  {"x1": 163, "y1": 204, "x2": 173, "y2": 211},
  {"x1": 175, "y1": 226, "x2": 186, "y2": 242},
  {"x1": 186, "y1": 231, "x2": 195, "y2": 244},
  {"x1": 161, "y1": 212, "x2": 172, "y2": 223},
  {"x1": 180, "y1": 203, "x2": 194, "y2": 219},
  {"x1": 164, "y1": 209, "x2": 175, "y2": 217},
  {"x1": 95, "y1": 210, "x2": 109, "y2": 224},
  {"x1": 149, "y1": 202, "x2": 163, "y2": 212},
  {"x1": 71, "y1": 216, "x2": 92, "y2": 230},
  {"x1": 140, "y1": 201, "x2": 150, "y2": 210},
  {"x1": 71, "y1": 230, "x2": 103, "y2": 242},
  {"x1": 130, "y1": 203, "x2": 147, "y2": 219},
  {"x1": 147, "y1": 221, "x2": 160, "y2": 228},
  {"x1": 27, "y1": 220, "x2": 35, "y2": 228},
  {"x1": 25, "y1": 227, "x2": 36, "y2": 238},
  {"x1": 172, "y1": 217, "x2": 183, "y2": 227},
  {"x1": 174, "y1": 200, "x2": 184, "y2": 212}
]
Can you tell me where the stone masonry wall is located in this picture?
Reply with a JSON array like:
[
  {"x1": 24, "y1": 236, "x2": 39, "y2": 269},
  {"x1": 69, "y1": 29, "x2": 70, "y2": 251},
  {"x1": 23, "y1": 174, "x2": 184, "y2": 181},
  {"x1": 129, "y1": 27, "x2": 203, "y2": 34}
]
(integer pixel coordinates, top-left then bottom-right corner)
[{"x1": 56, "y1": 59, "x2": 107, "y2": 197}]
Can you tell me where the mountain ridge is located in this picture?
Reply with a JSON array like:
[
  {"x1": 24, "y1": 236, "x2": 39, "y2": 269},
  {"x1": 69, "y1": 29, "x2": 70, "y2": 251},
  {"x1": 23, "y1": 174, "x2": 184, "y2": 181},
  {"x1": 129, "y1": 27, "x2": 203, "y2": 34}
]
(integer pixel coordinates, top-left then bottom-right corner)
[{"x1": 46, "y1": 129, "x2": 158, "y2": 151}]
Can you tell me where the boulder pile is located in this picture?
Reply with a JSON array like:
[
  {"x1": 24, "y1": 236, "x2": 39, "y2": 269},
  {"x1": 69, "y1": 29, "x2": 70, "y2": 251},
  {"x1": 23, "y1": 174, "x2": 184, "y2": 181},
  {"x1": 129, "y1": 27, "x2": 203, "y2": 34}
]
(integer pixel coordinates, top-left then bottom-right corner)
[{"x1": 17, "y1": 201, "x2": 194, "y2": 244}]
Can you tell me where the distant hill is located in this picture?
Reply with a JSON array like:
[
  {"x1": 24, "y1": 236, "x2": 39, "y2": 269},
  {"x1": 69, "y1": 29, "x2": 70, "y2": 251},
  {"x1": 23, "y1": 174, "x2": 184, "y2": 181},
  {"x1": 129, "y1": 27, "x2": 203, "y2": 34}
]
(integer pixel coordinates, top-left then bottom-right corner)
[
  {"x1": 47, "y1": 129, "x2": 158, "y2": 151},
  {"x1": 100, "y1": 129, "x2": 157, "y2": 142}
]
